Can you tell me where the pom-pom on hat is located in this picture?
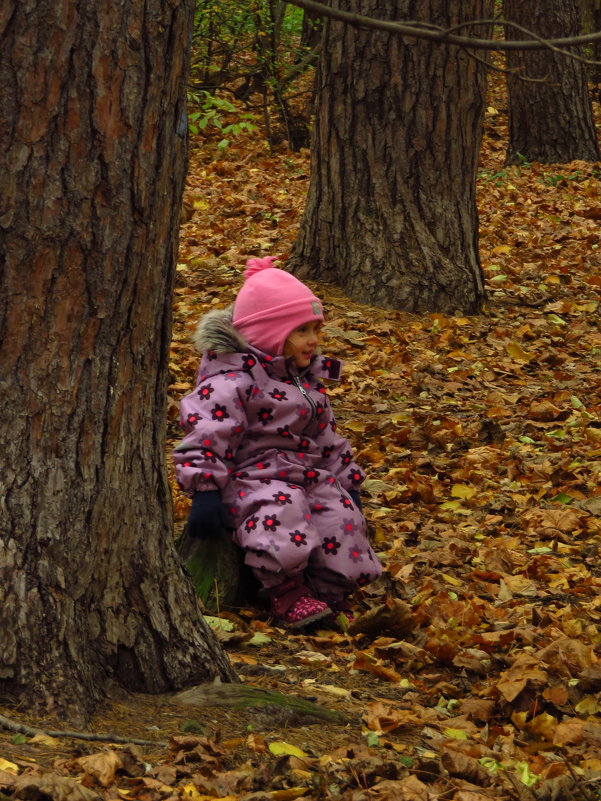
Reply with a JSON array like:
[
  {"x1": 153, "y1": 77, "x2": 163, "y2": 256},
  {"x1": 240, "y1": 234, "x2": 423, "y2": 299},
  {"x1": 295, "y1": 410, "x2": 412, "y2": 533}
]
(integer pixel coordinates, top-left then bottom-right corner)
[{"x1": 232, "y1": 257, "x2": 324, "y2": 356}]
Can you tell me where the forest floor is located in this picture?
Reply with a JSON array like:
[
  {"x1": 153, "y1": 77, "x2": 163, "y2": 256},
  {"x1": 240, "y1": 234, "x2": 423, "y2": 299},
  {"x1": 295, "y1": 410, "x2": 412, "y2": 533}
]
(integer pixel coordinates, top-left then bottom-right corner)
[{"x1": 1, "y1": 72, "x2": 601, "y2": 801}]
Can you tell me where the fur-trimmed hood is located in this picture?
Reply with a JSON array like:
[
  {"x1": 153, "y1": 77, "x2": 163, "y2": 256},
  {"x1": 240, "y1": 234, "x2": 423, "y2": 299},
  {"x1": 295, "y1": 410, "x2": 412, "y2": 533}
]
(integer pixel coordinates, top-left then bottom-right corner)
[
  {"x1": 192, "y1": 306, "x2": 247, "y2": 354},
  {"x1": 191, "y1": 305, "x2": 343, "y2": 383}
]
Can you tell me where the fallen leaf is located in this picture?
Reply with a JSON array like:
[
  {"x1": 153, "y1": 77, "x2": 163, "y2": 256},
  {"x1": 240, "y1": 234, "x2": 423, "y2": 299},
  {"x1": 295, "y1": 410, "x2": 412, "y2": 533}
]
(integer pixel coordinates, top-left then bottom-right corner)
[{"x1": 268, "y1": 742, "x2": 308, "y2": 758}]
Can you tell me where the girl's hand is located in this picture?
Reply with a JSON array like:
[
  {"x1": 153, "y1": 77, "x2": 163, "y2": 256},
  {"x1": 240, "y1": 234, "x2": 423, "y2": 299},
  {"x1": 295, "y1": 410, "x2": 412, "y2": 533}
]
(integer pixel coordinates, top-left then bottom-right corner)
[
  {"x1": 187, "y1": 491, "x2": 231, "y2": 538},
  {"x1": 349, "y1": 490, "x2": 362, "y2": 511}
]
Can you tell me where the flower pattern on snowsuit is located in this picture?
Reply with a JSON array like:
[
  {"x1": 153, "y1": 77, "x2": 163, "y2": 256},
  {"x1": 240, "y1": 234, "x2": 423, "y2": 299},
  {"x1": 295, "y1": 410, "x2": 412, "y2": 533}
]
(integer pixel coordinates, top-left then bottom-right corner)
[{"x1": 174, "y1": 308, "x2": 382, "y2": 596}]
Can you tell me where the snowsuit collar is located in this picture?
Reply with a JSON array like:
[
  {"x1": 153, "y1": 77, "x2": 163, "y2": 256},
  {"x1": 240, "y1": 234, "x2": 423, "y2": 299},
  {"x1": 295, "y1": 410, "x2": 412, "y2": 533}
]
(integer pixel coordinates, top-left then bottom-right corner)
[{"x1": 193, "y1": 307, "x2": 342, "y2": 382}]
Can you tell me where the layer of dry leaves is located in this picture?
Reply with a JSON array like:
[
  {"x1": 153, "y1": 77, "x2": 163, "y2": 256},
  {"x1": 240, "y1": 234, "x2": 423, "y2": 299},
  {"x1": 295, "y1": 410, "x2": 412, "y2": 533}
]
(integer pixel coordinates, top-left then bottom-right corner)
[{"x1": 1, "y1": 72, "x2": 600, "y2": 801}]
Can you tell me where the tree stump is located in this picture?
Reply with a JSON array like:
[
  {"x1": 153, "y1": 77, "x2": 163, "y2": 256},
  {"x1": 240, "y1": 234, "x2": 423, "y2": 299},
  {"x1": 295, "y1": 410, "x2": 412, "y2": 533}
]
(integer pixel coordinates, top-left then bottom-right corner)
[{"x1": 177, "y1": 528, "x2": 259, "y2": 613}]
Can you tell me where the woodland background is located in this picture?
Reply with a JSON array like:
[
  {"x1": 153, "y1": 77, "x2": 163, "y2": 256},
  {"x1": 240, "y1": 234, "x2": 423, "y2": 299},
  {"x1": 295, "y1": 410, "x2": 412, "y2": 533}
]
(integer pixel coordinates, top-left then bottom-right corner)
[{"x1": 1, "y1": 2, "x2": 601, "y2": 801}]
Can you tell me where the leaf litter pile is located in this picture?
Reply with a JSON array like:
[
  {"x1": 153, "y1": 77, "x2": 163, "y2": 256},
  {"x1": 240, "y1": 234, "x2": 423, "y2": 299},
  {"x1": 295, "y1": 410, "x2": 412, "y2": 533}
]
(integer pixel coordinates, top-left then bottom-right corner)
[{"x1": 1, "y1": 83, "x2": 601, "y2": 801}]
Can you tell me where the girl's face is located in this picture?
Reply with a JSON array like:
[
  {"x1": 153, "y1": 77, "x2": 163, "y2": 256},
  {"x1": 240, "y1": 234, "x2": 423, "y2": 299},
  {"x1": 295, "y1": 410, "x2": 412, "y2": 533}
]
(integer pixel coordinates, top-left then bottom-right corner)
[{"x1": 283, "y1": 320, "x2": 323, "y2": 367}]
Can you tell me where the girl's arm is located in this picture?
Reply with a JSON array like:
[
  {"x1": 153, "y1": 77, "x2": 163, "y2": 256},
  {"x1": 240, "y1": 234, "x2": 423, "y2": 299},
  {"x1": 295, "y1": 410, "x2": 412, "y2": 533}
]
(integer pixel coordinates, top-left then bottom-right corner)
[
  {"x1": 174, "y1": 372, "x2": 251, "y2": 495},
  {"x1": 315, "y1": 395, "x2": 365, "y2": 491}
]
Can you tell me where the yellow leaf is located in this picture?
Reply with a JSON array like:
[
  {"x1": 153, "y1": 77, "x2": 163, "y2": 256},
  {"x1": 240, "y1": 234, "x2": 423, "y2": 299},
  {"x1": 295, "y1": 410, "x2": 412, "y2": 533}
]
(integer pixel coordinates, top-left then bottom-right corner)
[
  {"x1": 181, "y1": 787, "x2": 237, "y2": 801},
  {"x1": 310, "y1": 683, "x2": 351, "y2": 698},
  {"x1": 180, "y1": 784, "x2": 204, "y2": 801},
  {"x1": 29, "y1": 734, "x2": 61, "y2": 746},
  {"x1": 505, "y1": 342, "x2": 535, "y2": 363},
  {"x1": 440, "y1": 573, "x2": 462, "y2": 587},
  {"x1": 269, "y1": 742, "x2": 308, "y2": 758},
  {"x1": 576, "y1": 695, "x2": 600, "y2": 715},
  {"x1": 451, "y1": 484, "x2": 476, "y2": 500},
  {"x1": 492, "y1": 245, "x2": 512, "y2": 255},
  {"x1": 444, "y1": 728, "x2": 469, "y2": 740},
  {"x1": 440, "y1": 500, "x2": 462, "y2": 511},
  {"x1": 511, "y1": 710, "x2": 529, "y2": 729},
  {"x1": 0, "y1": 758, "x2": 19, "y2": 774},
  {"x1": 270, "y1": 789, "x2": 311, "y2": 800},
  {"x1": 345, "y1": 420, "x2": 367, "y2": 432}
]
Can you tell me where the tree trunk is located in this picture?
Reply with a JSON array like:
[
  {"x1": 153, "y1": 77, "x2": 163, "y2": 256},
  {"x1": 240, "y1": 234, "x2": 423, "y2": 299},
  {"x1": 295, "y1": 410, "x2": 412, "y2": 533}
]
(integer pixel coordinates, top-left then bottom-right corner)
[
  {"x1": 504, "y1": 0, "x2": 600, "y2": 164},
  {"x1": 288, "y1": 0, "x2": 492, "y2": 314},
  {"x1": 0, "y1": 0, "x2": 236, "y2": 722}
]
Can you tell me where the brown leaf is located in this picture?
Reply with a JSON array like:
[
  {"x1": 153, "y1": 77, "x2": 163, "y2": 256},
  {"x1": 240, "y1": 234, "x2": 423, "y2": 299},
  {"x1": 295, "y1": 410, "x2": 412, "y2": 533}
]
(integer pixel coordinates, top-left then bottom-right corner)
[
  {"x1": 496, "y1": 654, "x2": 549, "y2": 702},
  {"x1": 363, "y1": 701, "x2": 424, "y2": 733},
  {"x1": 348, "y1": 598, "x2": 414, "y2": 639},
  {"x1": 440, "y1": 749, "x2": 492, "y2": 786},
  {"x1": 528, "y1": 401, "x2": 564, "y2": 421},
  {"x1": 352, "y1": 651, "x2": 403, "y2": 683},
  {"x1": 13, "y1": 774, "x2": 101, "y2": 801},
  {"x1": 536, "y1": 637, "x2": 596, "y2": 678},
  {"x1": 369, "y1": 775, "x2": 430, "y2": 800},
  {"x1": 458, "y1": 698, "x2": 496, "y2": 722},
  {"x1": 75, "y1": 751, "x2": 122, "y2": 788}
]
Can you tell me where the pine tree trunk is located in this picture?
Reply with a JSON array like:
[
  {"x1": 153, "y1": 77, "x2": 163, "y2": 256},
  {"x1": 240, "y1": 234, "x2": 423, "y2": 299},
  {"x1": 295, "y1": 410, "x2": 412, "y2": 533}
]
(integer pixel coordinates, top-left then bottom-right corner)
[
  {"x1": 504, "y1": 0, "x2": 600, "y2": 164},
  {"x1": 0, "y1": 0, "x2": 236, "y2": 722},
  {"x1": 288, "y1": 0, "x2": 492, "y2": 314}
]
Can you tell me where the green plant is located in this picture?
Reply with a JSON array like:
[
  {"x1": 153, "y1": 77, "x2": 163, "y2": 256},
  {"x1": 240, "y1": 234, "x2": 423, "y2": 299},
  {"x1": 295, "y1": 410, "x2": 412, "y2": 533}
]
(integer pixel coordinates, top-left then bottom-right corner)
[
  {"x1": 515, "y1": 152, "x2": 531, "y2": 168},
  {"x1": 188, "y1": 90, "x2": 257, "y2": 149},
  {"x1": 478, "y1": 168, "x2": 508, "y2": 186},
  {"x1": 188, "y1": 1, "x2": 318, "y2": 150}
]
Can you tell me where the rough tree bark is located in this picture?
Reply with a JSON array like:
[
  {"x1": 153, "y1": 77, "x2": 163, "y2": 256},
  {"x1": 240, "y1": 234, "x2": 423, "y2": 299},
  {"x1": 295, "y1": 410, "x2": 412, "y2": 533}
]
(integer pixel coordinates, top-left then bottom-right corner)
[
  {"x1": 288, "y1": 0, "x2": 492, "y2": 314},
  {"x1": 0, "y1": 0, "x2": 237, "y2": 721},
  {"x1": 504, "y1": 0, "x2": 600, "y2": 164}
]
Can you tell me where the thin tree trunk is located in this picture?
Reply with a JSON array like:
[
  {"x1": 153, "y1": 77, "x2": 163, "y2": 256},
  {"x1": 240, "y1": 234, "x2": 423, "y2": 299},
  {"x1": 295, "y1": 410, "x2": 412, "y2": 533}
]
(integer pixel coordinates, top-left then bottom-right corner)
[
  {"x1": 504, "y1": 0, "x2": 600, "y2": 164},
  {"x1": 288, "y1": 0, "x2": 492, "y2": 314},
  {"x1": 0, "y1": 0, "x2": 236, "y2": 722}
]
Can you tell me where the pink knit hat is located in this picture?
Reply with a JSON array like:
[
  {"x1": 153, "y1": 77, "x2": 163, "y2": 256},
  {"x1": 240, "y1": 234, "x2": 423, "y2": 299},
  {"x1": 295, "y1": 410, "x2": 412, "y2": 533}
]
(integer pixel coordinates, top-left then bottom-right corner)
[{"x1": 232, "y1": 257, "x2": 324, "y2": 356}]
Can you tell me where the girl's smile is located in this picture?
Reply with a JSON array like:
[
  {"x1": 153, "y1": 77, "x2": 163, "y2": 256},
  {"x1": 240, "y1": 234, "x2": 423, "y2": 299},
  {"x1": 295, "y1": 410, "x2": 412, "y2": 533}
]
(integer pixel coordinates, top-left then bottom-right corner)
[{"x1": 283, "y1": 321, "x2": 323, "y2": 367}]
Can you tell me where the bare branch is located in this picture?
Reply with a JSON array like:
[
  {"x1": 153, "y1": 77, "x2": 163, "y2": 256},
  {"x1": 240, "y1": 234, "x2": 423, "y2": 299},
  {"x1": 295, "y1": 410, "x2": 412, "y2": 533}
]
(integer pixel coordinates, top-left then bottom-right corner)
[
  {"x1": 447, "y1": 17, "x2": 601, "y2": 66},
  {"x1": 286, "y1": 0, "x2": 601, "y2": 52}
]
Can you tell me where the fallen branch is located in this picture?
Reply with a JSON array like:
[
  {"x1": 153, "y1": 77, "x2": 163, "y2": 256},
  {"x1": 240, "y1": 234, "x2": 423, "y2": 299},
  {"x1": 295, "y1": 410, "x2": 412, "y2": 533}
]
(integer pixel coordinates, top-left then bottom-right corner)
[{"x1": 0, "y1": 712, "x2": 166, "y2": 748}]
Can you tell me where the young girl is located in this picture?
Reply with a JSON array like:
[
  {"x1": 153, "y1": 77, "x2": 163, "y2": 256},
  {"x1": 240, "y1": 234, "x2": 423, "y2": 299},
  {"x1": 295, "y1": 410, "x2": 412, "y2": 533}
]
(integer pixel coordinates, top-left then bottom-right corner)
[{"x1": 174, "y1": 257, "x2": 382, "y2": 629}]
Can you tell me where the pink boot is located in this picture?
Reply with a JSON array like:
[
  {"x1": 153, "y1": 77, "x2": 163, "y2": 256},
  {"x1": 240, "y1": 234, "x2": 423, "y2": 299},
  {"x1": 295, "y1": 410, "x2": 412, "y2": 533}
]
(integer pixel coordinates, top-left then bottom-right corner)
[{"x1": 267, "y1": 577, "x2": 332, "y2": 630}]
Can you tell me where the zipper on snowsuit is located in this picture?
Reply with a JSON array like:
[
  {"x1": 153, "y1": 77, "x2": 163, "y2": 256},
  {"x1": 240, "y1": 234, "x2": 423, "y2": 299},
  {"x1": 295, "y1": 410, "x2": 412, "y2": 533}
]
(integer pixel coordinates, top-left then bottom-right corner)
[{"x1": 292, "y1": 375, "x2": 318, "y2": 423}]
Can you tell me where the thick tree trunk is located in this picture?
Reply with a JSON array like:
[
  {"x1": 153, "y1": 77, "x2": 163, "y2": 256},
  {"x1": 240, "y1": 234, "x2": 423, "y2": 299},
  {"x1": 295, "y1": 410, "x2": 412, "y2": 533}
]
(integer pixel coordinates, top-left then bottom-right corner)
[
  {"x1": 504, "y1": 0, "x2": 600, "y2": 164},
  {"x1": 288, "y1": 0, "x2": 492, "y2": 314},
  {"x1": 0, "y1": 0, "x2": 236, "y2": 721}
]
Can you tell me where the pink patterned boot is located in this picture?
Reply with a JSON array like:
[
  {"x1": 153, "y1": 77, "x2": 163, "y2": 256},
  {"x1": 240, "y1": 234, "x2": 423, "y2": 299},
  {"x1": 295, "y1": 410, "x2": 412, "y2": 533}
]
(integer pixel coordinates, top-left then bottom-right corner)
[{"x1": 267, "y1": 577, "x2": 332, "y2": 630}]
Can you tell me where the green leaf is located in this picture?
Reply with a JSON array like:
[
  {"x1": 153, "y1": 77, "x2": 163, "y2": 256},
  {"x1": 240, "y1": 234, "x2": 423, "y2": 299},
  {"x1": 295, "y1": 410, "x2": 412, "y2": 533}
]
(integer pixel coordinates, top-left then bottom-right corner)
[
  {"x1": 551, "y1": 492, "x2": 573, "y2": 505},
  {"x1": 248, "y1": 632, "x2": 272, "y2": 646},
  {"x1": 515, "y1": 761, "x2": 540, "y2": 787},
  {"x1": 11, "y1": 734, "x2": 27, "y2": 745},
  {"x1": 479, "y1": 756, "x2": 504, "y2": 774},
  {"x1": 203, "y1": 615, "x2": 235, "y2": 632}
]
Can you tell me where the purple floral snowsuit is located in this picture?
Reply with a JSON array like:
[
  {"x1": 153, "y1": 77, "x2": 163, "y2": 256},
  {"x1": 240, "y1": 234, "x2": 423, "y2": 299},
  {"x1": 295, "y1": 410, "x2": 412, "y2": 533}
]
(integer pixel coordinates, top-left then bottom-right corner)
[{"x1": 174, "y1": 309, "x2": 382, "y2": 600}]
